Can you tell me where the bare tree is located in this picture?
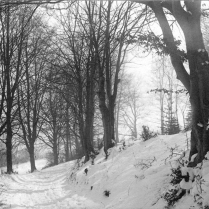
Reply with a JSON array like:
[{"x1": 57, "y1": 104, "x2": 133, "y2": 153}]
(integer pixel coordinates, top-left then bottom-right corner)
[
  {"x1": 17, "y1": 12, "x2": 49, "y2": 172},
  {"x1": 118, "y1": 73, "x2": 144, "y2": 139},
  {"x1": 85, "y1": 1, "x2": 145, "y2": 155},
  {"x1": 0, "y1": 5, "x2": 38, "y2": 173},
  {"x1": 151, "y1": 56, "x2": 182, "y2": 134},
  {"x1": 51, "y1": 3, "x2": 98, "y2": 161},
  {"x1": 40, "y1": 90, "x2": 64, "y2": 165}
]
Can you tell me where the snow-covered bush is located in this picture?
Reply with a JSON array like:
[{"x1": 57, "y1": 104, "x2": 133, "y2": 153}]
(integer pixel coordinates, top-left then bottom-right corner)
[
  {"x1": 163, "y1": 151, "x2": 209, "y2": 208},
  {"x1": 104, "y1": 190, "x2": 111, "y2": 197},
  {"x1": 163, "y1": 166, "x2": 185, "y2": 207},
  {"x1": 140, "y1": 125, "x2": 157, "y2": 141},
  {"x1": 163, "y1": 185, "x2": 186, "y2": 207},
  {"x1": 89, "y1": 152, "x2": 96, "y2": 165},
  {"x1": 163, "y1": 152, "x2": 195, "y2": 207},
  {"x1": 118, "y1": 141, "x2": 126, "y2": 152},
  {"x1": 170, "y1": 166, "x2": 182, "y2": 185}
]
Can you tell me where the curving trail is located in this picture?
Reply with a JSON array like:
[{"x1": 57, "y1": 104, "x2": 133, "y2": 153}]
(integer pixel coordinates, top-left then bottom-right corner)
[{"x1": 0, "y1": 162, "x2": 100, "y2": 209}]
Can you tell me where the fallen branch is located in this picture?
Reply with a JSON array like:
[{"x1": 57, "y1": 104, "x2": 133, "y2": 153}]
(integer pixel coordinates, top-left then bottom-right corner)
[{"x1": 134, "y1": 157, "x2": 157, "y2": 170}]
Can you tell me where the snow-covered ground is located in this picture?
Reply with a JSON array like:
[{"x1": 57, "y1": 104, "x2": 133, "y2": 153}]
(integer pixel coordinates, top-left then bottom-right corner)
[{"x1": 0, "y1": 132, "x2": 209, "y2": 209}]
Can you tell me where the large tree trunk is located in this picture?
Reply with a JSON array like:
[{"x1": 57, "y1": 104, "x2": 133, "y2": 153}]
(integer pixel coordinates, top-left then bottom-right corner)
[
  {"x1": 6, "y1": 125, "x2": 13, "y2": 174},
  {"x1": 65, "y1": 104, "x2": 70, "y2": 162},
  {"x1": 6, "y1": 63, "x2": 13, "y2": 174},
  {"x1": 73, "y1": 123, "x2": 82, "y2": 158},
  {"x1": 115, "y1": 101, "x2": 120, "y2": 143},
  {"x1": 171, "y1": 1, "x2": 209, "y2": 163},
  {"x1": 83, "y1": 119, "x2": 94, "y2": 162},
  {"x1": 5, "y1": 5, "x2": 13, "y2": 174},
  {"x1": 189, "y1": 49, "x2": 209, "y2": 163},
  {"x1": 98, "y1": 76, "x2": 115, "y2": 155},
  {"x1": 76, "y1": 73, "x2": 88, "y2": 160},
  {"x1": 65, "y1": 135, "x2": 69, "y2": 162},
  {"x1": 52, "y1": 132, "x2": 59, "y2": 165},
  {"x1": 83, "y1": 109, "x2": 95, "y2": 162},
  {"x1": 100, "y1": 105, "x2": 115, "y2": 155},
  {"x1": 83, "y1": 61, "x2": 96, "y2": 162},
  {"x1": 29, "y1": 143, "x2": 36, "y2": 172},
  {"x1": 65, "y1": 130, "x2": 70, "y2": 162},
  {"x1": 53, "y1": 144, "x2": 59, "y2": 165}
]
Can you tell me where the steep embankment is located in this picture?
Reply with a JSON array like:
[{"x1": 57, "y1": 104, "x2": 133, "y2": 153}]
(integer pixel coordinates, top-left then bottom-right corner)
[
  {"x1": 65, "y1": 133, "x2": 188, "y2": 209},
  {"x1": 1, "y1": 132, "x2": 209, "y2": 209}
]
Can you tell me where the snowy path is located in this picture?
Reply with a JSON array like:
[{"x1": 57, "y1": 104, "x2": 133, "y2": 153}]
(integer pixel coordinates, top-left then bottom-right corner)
[{"x1": 0, "y1": 162, "x2": 100, "y2": 209}]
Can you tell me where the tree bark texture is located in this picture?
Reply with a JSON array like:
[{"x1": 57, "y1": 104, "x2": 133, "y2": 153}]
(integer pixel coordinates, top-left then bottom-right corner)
[
  {"x1": 83, "y1": 60, "x2": 96, "y2": 162},
  {"x1": 6, "y1": 125, "x2": 13, "y2": 173},
  {"x1": 98, "y1": 76, "x2": 115, "y2": 155},
  {"x1": 29, "y1": 143, "x2": 36, "y2": 172},
  {"x1": 5, "y1": 6, "x2": 13, "y2": 174},
  {"x1": 65, "y1": 105, "x2": 71, "y2": 161},
  {"x1": 53, "y1": 142, "x2": 59, "y2": 165}
]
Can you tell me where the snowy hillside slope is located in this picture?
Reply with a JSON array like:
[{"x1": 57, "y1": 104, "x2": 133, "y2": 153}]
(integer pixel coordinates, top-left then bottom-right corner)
[
  {"x1": 66, "y1": 132, "x2": 189, "y2": 209},
  {"x1": 0, "y1": 132, "x2": 209, "y2": 209}
]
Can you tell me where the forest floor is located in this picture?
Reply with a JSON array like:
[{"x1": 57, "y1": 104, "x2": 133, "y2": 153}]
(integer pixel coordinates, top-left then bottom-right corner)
[{"x1": 1, "y1": 131, "x2": 209, "y2": 209}]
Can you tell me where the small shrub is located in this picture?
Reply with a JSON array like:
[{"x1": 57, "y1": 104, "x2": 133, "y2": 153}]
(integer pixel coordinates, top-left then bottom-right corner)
[
  {"x1": 170, "y1": 166, "x2": 182, "y2": 185},
  {"x1": 163, "y1": 166, "x2": 186, "y2": 207},
  {"x1": 140, "y1": 125, "x2": 157, "y2": 141},
  {"x1": 104, "y1": 190, "x2": 111, "y2": 197},
  {"x1": 163, "y1": 187, "x2": 185, "y2": 207},
  {"x1": 119, "y1": 141, "x2": 126, "y2": 152},
  {"x1": 89, "y1": 152, "x2": 96, "y2": 165},
  {"x1": 84, "y1": 168, "x2": 88, "y2": 175}
]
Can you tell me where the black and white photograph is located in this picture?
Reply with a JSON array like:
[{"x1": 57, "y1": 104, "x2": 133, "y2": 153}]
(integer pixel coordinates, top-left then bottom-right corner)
[{"x1": 0, "y1": 0, "x2": 209, "y2": 208}]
